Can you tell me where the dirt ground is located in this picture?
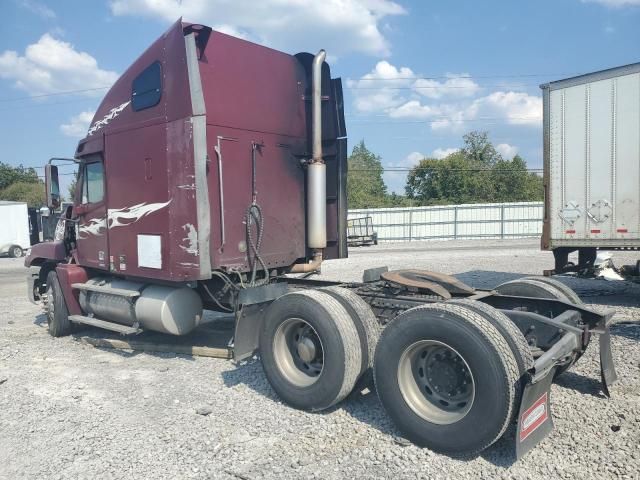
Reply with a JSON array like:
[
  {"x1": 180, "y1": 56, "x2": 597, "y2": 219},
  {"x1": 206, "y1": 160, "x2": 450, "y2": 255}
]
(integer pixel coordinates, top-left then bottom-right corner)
[{"x1": 0, "y1": 239, "x2": 638, "y2": 479}]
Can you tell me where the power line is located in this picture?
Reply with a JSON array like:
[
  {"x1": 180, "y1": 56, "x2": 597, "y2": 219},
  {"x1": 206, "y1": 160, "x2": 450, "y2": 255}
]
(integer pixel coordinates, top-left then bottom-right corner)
[
  {"x1": 0, "y1": 86, "x2": 111, "y2": 103},
  {"x1": 353, "y1": 72, "x2": 578, "y2": 81},
  {"x1": 352, "y1": 167, "x2": 543, "y2": 173},
  {"x1": 0, "y1": 71, "x2": 572, "y2": 103},
  {"x1": 347, "y1": 84, "x2": 541, "y2": 90},
  {"x1": 349, "y1": 116, "x2": 540, "y2": 125}
]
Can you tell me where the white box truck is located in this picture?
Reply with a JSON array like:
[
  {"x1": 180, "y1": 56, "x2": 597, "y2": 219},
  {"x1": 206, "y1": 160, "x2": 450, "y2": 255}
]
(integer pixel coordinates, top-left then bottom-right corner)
[
  {"x1": 541, "y1": 62, "x2": 640, "y2": 273},
  {"x1": 0, "y1": 201, "x2": 31, "y2": 258}
]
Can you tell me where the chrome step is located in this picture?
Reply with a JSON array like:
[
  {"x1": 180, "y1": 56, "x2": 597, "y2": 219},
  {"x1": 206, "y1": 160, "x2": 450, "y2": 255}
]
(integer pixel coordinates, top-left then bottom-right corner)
[
  {"x1": 71, "y1": 283, "x2": 140, "y2": 298},
  {"x1": 69, "y1": 315, "x2": 141, "y2": 335}
]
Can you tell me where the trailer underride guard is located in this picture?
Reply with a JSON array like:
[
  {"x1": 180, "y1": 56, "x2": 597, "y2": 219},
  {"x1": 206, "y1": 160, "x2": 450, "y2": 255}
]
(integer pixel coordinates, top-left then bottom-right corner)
[{"x1": 25, "y1": 20, "x2": 617, "y2": 459}]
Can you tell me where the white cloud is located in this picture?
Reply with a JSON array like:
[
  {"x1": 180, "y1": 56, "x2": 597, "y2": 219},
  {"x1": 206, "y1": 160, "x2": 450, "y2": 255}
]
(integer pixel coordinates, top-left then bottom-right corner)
[
  {"x1": 389, "y1": 100, "x2": 440, "y2": 119},
  {"x1": 472, "y1": 91, "x2": 542, "y2": 126},
  {"x1": 413, "y1": 74, "x2": 479, "y2": 100},
  {"x1": 350, "y1": 63, "x2": 480, "y2": 119},
  {"x1": 582, "y1": 0, "x2": 640, "y2": 6},
  {"x1": 109, "y1": 0, "x2": 406, "y2": 57},
  {"x1": 60, "y1": 111, "x2": 95, "y2": 138},
  {"x1": 432, "y1": 148, "x2": 459, "y2": 159},
  {"x1": 350, "y1": 60, "x2": 541, "y2": 131},
  {"x1": 0, "y1": 34, "x2": 118, "y2": 96},
  {"x1": 349, "y1": 61, "x2": 415, "y2": 112},
  {"x1": 403, "y1": 151, "x2": 425, "y2": 167},
  {"x1": 18, "y1": 0, "x2": 56, "y2": 19},
  {"x1": 496, "y1": 143, "x2": 519, "y2": 159}
]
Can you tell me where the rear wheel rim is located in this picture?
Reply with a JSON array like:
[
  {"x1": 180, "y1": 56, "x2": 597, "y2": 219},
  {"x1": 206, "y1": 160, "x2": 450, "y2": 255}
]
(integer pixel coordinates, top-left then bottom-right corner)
[
  {"x1": 397, "y1": 340, "x2": 475, "y2": 425},
  {"x1": 12, "y1": 247, "x2": 21, "y2": 257},
  {"x1": 273, "y1": 317, "x2": 324, "y2": 387}
]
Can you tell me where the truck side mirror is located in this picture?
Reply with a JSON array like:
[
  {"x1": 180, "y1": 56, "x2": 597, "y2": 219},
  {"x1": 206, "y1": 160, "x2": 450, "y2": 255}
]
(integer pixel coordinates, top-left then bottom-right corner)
[{"x1": 45, "y1": 164, "x2": 61, "y2": 210}]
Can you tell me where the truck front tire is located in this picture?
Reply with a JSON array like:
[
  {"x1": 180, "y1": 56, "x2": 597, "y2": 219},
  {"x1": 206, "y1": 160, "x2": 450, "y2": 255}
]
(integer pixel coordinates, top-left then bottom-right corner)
[
  {"x1": 45, "y1": 271, "x2": 72, "y2": 337},
  {"x1": 9, "y1": 245, "x2": 23, "y2": 258},
  {"x1": 259, "y1": 290, "x2": 362, "y2": 411},
  {"x1": 374, "y1": 303, "x2": 519, "y2": 456}
]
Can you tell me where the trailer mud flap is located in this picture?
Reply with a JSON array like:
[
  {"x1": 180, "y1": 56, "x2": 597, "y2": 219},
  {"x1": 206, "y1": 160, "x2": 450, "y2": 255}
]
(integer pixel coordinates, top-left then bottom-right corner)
[
  {"x1": 516, "y1": 370, "x2": 555, "y2": 459},
  {"x1": 599, "y1": 327, "x2": 617, "y2": 397}
]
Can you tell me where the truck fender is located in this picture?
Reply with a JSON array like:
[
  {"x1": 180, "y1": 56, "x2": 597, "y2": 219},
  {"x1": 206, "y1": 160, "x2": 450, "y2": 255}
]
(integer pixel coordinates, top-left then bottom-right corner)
[
  {"x1": 24, "y1": 241, "x2": 67, "y2": 267},
  {"x1": 54, "y1": 264, "x2": 88, "y2": 316}
]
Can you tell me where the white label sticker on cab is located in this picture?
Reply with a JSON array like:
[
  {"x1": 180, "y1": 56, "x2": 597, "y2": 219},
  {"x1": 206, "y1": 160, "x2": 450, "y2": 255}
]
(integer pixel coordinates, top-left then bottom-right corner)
[{"x1": 137, "y1": 234, "x2": 162, "y2": 269}]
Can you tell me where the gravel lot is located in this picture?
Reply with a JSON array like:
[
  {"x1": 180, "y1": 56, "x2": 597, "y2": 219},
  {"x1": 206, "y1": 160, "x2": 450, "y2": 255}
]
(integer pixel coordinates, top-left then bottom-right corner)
[{"x1": 1, "y1": 239, "x2": 639, "y2": 479}]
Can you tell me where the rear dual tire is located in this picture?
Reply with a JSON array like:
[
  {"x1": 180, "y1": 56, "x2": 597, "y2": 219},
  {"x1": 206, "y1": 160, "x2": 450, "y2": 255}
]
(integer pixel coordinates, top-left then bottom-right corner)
[
  {"x1": 374, "y1": 303, "x2": 520, "y2": 456},
  {"x1": 260, "y1": 289, "x2": 376, "y2": 411}
]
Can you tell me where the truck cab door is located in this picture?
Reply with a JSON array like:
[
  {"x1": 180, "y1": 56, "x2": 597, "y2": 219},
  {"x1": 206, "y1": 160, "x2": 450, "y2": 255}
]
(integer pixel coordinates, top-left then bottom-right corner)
[{"x1": 74, "y1": 156, "x2": 109, "y2": 270}]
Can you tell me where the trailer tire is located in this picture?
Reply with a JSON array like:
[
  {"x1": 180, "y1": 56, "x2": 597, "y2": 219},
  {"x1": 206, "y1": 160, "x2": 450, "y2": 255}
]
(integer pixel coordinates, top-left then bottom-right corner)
[
  {"x1": 45, "y1": 271, "x2": 72, "y2": 337},
  {"x1": 321, "y1": 286, "x2": 380, "y2": 377},
  {"x1": 9, "y1": 245, "x2": 23, "y2": 258},
  {"x1": 374, "y1": 303, "x2": 519, "y2": 456},
  {"x1": 260, "y1": 290, "x2": 362, "y2": 411}
]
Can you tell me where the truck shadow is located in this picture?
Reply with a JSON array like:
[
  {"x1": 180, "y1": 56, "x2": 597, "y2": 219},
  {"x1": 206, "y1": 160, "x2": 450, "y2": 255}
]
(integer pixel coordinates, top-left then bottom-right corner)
[
  {"x1": 554, "y1": 371, "x2": 606, "y2": 398},
  {"x1": 610, "y1": 321, "x2": 640, "y2": 341}
]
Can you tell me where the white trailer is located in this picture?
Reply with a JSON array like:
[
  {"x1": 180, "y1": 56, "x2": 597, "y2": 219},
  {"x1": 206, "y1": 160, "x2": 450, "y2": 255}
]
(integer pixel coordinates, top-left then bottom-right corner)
[
  {"x1": 0, "y1": 201, "x2": 30, "y2": 258},
  {"x1": 541, "y1": 62, "x2": 640, "y2": 272}
]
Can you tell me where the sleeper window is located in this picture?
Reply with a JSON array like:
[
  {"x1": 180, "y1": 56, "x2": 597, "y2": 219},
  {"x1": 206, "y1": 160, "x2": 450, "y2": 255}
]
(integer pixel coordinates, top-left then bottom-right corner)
[{"x1": 132, "y1": 61, "x2": 162, "y2": 111}]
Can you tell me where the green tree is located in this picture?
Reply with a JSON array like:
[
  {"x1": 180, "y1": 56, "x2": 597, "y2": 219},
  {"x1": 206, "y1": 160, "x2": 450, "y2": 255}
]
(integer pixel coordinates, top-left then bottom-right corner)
[
  {"x1": 347, "y1": 140, "x2": 388, "y2": 208},
  {"x1": 405, "y1": 131, "x2": 541, "y2": 205},
  {"x1": 67, "y1": 177, "x2": 77, "y2": 202},
  {"x1": 0, "y1": 162, "x2": 39, "y2": 191},
  {"x1": 0, "y1": 181, "x2": 45, "y2": 207},
  {"x1": 405, "y1": 151, "x2": 495, "y2": 205},
  {"x1": 460, "y1": 131, "x2": 502, "y2": 166},
  {"x1": 491, "y1": 155, "x2": 543, "y2": 202}
]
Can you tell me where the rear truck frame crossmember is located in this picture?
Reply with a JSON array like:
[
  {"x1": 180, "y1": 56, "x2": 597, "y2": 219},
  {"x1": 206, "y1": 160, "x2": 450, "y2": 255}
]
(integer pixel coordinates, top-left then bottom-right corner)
[{"x1": 232, "y1": 267, "x2": 617, "y2": 458}]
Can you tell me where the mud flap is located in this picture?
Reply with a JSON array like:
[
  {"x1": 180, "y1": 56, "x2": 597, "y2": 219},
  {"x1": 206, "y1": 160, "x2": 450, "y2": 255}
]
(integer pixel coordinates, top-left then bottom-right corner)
[
  {"x1": 516, "y1": 369, "x2": 555, "y2": 459},
  {"x1": 232, "y1": 304, "x2": 266, "y2": 362},
  {"x1": 599, "y1": 327, "x2": 618, "y2": 397}
]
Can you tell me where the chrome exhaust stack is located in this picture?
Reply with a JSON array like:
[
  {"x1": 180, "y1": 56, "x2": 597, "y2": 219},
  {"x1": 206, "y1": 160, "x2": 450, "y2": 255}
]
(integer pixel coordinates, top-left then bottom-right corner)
[{"x1": 292, "y1": 49, "x2": 326, "y2": 273}]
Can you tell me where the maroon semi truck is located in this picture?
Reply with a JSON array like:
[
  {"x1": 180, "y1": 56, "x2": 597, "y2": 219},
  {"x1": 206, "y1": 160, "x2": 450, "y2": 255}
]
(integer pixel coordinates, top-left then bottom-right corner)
[{"x1": 26, "y1": 20, "x2": 617, "y2": 458}]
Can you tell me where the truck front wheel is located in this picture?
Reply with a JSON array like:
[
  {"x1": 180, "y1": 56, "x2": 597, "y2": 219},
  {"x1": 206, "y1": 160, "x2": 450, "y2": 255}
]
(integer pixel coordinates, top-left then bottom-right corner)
[
  {"x1": 45, "y1": 271, "x2": 72, "y2": 337},
  {"x1": 259, "y1": 290, "x2": 362, "y2": 411},
  {"x1": 9, "y1": 245, "x2": 23, "y2": 258},
  {"x1": 374, "y1": 303, "x2": 519, "y2": 456}
]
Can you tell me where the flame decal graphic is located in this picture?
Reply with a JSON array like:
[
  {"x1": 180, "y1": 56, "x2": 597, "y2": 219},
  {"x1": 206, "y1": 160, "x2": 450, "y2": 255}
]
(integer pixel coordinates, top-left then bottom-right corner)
[
  {"x1": 107, "y1": 200, "x2": 172, "y2": 228},
  {"x1": 77, "y1": 217, "x2": 107, "y2": 239},
  {"x1": 77, "y1": 200, "x2": 172, "y2": 238}
]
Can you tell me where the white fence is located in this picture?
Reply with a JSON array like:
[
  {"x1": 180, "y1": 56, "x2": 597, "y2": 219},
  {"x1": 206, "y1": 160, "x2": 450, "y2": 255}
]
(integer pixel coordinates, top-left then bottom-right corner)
[{"x1": 348, "y1": 202, "x2": 543, "y2": 242}]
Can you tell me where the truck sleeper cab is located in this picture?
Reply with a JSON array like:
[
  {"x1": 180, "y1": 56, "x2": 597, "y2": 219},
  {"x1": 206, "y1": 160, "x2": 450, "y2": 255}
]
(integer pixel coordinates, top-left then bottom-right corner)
[{"x1": 26, "y1": 20, "x2": 617, "y2": 459}]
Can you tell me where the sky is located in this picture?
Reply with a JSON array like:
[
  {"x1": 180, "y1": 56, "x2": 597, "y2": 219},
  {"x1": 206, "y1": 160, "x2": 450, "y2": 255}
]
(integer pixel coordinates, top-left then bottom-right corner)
[{"x1": 0, "y1": 0, "x2": 639, "y2": 194}]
